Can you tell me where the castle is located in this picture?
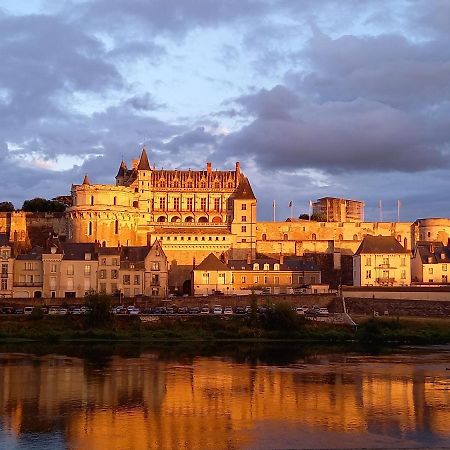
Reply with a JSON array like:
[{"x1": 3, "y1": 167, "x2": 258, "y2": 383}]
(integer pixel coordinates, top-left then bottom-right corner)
[{"x1": 2, "y1": 148, "x2": 450, "y2": 293}]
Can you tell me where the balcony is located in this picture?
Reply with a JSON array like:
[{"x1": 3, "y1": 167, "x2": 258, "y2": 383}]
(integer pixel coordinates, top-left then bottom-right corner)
[
  {"x1": 13, "y1": 282, "x2": 43, "y2": 287},
  {"x1": 376, "y1": 278, "x2": 395, "y2": 284}
]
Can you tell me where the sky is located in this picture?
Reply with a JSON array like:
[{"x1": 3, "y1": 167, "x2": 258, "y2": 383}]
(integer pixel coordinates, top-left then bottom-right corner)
[{"x1": 1, "y1": 0, "x2": 450, "y2": 222}]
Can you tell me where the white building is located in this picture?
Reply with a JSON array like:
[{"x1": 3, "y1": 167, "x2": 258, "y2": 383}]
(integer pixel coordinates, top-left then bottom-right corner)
[
  {"x1": 411, "y1": 241, "x2": 450, "y2": 284},
  {"x1": 353, "y1": 235, "x2": 410, "y2": 287}
]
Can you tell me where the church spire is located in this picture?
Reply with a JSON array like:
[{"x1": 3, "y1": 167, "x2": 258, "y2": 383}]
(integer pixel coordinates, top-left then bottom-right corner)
[
  {"x1": 137, "y1": 147, "x2": 151, "y2": 171},
  {"x1": 82, "y1": 174, "x2": 90, "y2": 185},
  {"x1": 116, "y1": 159, "x2": 127, "y2": 178}
]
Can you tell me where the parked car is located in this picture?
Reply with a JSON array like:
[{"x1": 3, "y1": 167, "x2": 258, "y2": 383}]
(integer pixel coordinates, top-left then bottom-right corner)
[
  {"x1": 189, "y1": 307, "x2": 200, "y2": 315},
  {"x1": 177, "y1": 306, "x2": 188, "y2": 314},
  {"x1": 128, "y1": 307, "x2": 141, "y2": 315},
  {"x1": 24, "y1": 306, "x2": 34, "y2": 315},
  {"x1": 244, "y1": 306, "x2": 252, "y2": 314},
  {"x1": 295, "y1": 306, "x2": 308, "y2": 315},
  {"x1": 318, "y1": 307, "x2": 329, "y2": 316},
  {"x1": 48, "y1": 306, "x2": 60, "y2": 315},
  {"x1": 1, "y1": 306, "x2": 14, "y2": 314},
  {"x1": 59, "y1": 308, "x2": 68, "y2": 315},
  {"x1": 212, "y1": 305, "x2": 223, "y2": 315},
  {"x1": 234, "y1": 306, "x2": 245, "y2": 315},
  {"x1": 166, "y1": 306, "x2": 176, "y2": 315},
  {"x1": 15, "y1": 308, "x2": 24, "y2": 314},
  {"x1": 223, "y1": 306, "x2": 233, "y2": 315},
  {"x1": 200, "y1": 306, "x2": 210, "y2": 315}
]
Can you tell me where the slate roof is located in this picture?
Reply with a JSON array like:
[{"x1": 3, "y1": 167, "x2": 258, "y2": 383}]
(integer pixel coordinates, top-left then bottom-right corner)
[
  {"x1": 16, "y1": 246, "x2": 43, "y2": 260},
  {"x1": 116, "y1": 160, "x2": 127, "y2": 178},
  {"x1": 137, "y1": 148, "x2": 151, "y2": 171},
  {"x1": 195, "y1": 253, "x2": 230, "y2": 271},
  {"x1": 234, "y1": 176, "x2": 256, "y2": 200},
  {"x1": 61, "y1": 243, "x2": 97, "y2": 260},
  {"x1": 414, "y1": 241, "x2": 450, "y2": 264},
  {"x1": 120, "y1": 246, "x2": 149, "y2": 262},
  {"x1": 355, "y1": 235, "x2": 408, "y2": 255},
  {"x1": 0, "y1": 233, "x2": 9, "y2": 246},
  {"x1": 228, "y1": 256, "x2": 319, "y2": 272}
]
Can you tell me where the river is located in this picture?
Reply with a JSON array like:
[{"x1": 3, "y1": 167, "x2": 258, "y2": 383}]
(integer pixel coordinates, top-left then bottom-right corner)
[{"x1": 0, "y1": 343, "x2": 448, "y2": 449}]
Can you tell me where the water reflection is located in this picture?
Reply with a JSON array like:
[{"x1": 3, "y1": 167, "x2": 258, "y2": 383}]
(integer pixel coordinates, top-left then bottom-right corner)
[{"x1": 0, "y1": 346, "x2": 448, "y2": 449}]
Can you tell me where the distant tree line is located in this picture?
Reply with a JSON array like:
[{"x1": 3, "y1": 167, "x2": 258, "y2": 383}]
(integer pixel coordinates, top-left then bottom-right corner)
[{"x1": 0, "y1": 198, "x2": 66, "y2": 213}]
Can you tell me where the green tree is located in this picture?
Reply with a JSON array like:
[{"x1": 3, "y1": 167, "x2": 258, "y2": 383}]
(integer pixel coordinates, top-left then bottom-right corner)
[
  {"x1": 22, "y1": 198, "x2": 66, "y2": 212},
  {"x1": 310, "y1": 213, "x2": 327, "y2": 222},
  {"x1": 298, "y1": 213, "x2": 309, "y2": 220},
  {"x1": 263, "y1": 302, "x2": 301, "y2": 331},
  {"x1": 0, "y1": 201, "x2": 14, "y2": 212},
  {"x1": 84, "y1": 294, "x2": 113, "y2": 328}
]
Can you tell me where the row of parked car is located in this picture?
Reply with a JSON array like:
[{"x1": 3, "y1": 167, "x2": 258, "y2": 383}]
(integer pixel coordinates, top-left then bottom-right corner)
[
  {"x1": 296, "y1": 305, "x2": 330, "y2": 316},
  {"x1": 0, "y1": 306, "x2": 91, "y2": 315}
]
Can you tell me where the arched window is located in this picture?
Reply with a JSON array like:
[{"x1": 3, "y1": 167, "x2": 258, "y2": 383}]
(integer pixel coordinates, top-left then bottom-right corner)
[
  {"x1": 171, "y1": 216, "x2": 180, "y2": 222},
  {"x1": 185, "y1": 216, "x2": 194, "y2": 223},
  {"x1": 312, "y1": 233, "x2": 317, "y2": 240},
  {"x1": 212, "y1": 216, "x2": 222, "y2": 223},
  {"x1": 253, "y1": 263, "x2": 260, "y2": 270},
  {"x1": 274, "y1": 263, "x2": 280, "y2": 271},
  {"x1": 90, "y1": 196, "x2": 94, "y2": 206},
  {"x1": 262, "y1": 233, "x2": 267, "y2": 241},
  {"x1": 263, "y1": 263, "x2": 270, "y2": 271},
  {"x1": 115, "y1": 220, "x2": 119, "y2": 234},
  {"x1": 338, "y1": 234, "x2": 343, "y2": 241},
  {"x1": 133, "y1": 201, "x2": 138, "y2": 208},
  {"x1": 102, "y1": 241, "x2": 106, "y2": 247},
  {"x1": 283, "y1": 234, "x2": 288, "y2": 241},
  {"x1": 198, "y1": 216, "x2": 208, "y2": 223},
  {"x1": 353, "y1": 234, "x2": 358, "y2": 241},
  {"x1": 157, "y1": 216, "x2": 166, "y2": 222},
  {"x1": 404, "y1": 237, "x2": 408, "y2": 249},
  {"x1": 113, "y1": 196, "x2": 117, "y2": 206}
]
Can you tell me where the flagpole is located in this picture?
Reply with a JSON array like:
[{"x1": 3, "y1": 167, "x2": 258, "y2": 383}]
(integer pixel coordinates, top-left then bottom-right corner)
[
  {"x1": 273, "y1": 200, "x2": 276, "y2": 222},
  {"x1": 379, "y1": 200, "x2": 383, "y2": 222},
  {"x1": 397, "y1": 200, "x2": 401, "y2": 222}
]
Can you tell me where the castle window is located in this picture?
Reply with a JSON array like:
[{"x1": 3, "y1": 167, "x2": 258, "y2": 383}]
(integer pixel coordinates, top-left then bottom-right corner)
[
  {"x1": 262, "y1": 233, "x2": 267, "y2": 241},
  {"x1": 113, "y1": 196, "x2": 117, "y2": 206},
  {"x1": 115, "y1": 220, "x2": 119, "y2": 234},
  {"x1": 263, "y1": 263, "x2": 269, "y2": 271},
  {"x1": 88, "y1": 222, "x2": 92, "y2": 236},
  {"x1": 353, "y1": 234, "x2": 358, "y2": 241},
  {"x1": 214, "y1": 182, "x2": 220, "y2": 188},
  {"x1": 241, "y1": 216, "x2": 247, "y2": 222},
  {"x1": 185, "y1": 216, "x2": 194, "y2": 222},
  {"x1": 133, "y1": 201, "x2": 138, "y2": 208},
  {"x1": 338, "y1": 234, "x2": 343, "y2": 240},
  {"x1": 212, "y1": 216, "x2": 222, "y2": 223},
  {"x1": 241, "y1": 204, "x2": 247, "y2": 210},
  {"x1": 283, "y1": 234, "x2": 288, "y2": 241},
  {"x1": 187, "y1": 198, "x2": 193, "y2": 211},
  {"x1": 312, "y1": 233, "x2": 317, "y2": 240},
  {"x1": 200, "y1": 181, "x2": 206, "y2": 188},
  {"x1": 90, "y1": 196, "x2": 94, "y2": 206},
  {"x1": 274, "y1": 264, "x2": 280, "y2": 271},
  {"x1": 201, "y1": 198, "x2": 207, "y2": 211},
  {"x1": 198, "y1": 216, "x2": 208, "y2": 223},
  {"x1": 159, "y1": 198, "x2": 166, "y2": 210},
  {"x1": 157, "y1": 216, "x2": 166, "y2": 222},
  {"x1": 242, "y1": 226, "x2": 247, "y2": 232},
  {"x1": 214, "y1": 198, "x2": 220, "y2": 211},
  {"x1": 404, "y1": 238, "x2": 408, "y2": 249},
  {"x1": 253, "y1": 263, "x2": 259, "y2": 270},
  {"x1": 174, "y1": 198, "x2": 180, "y2": 211}
]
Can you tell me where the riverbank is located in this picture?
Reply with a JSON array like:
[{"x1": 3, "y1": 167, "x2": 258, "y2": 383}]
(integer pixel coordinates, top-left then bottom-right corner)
[{"x1": 0, "y1": 313, "x2": 449, "y2": 346}]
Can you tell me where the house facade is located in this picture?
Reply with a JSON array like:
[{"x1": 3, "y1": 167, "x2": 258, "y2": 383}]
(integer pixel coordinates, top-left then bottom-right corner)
[
  {"x1": 353, "y1": 235, "x2": 411, "y2": 287},
  {"x1": 411, "y1": 241, "x2": 450, "y2": 284}
]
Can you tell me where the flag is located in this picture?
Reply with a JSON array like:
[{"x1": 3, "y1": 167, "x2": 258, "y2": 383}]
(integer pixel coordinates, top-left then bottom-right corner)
[
  {"x1": 309, "y1": 200, "x2": 313, "y2": 208},
  {"x1": 288, "y1": 201, "x2": 292, "y2": 207}
]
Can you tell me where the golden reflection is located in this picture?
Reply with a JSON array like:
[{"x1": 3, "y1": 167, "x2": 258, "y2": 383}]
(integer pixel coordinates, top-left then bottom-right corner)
[{"x1": 0, "y1": 353, "x2": 448, "y2": 449}]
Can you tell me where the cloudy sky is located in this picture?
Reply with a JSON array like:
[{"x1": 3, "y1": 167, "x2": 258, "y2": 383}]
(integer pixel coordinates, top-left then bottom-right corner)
[{"x1": 1, "y1": 0, "x2": 450, "y2": 221}]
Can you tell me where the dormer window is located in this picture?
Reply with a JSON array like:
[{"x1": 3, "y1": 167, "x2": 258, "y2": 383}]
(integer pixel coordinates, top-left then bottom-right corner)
[
  {"x1": 263, "y1": 263, "x2": 269, "y2": 271},
  {"x1": 274, "y1": 263, "x2": 280, "y2": 271},
  {"x1": 253, "y1": 263, "x2": 259, "y2": 270},
  {"x1": 85, "y1": 253, "x2": 91, "y2": 261}
]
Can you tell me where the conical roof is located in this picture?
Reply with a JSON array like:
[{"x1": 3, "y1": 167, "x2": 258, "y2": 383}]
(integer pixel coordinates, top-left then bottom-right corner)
[
  {"x1": 82, "y1": 174, "x2": 90, "y2": 185},
  {"x1": 137, "y1": 148, "x2": 151, "y2": 170},
  {"x1": 234, "y1": 176, "x2": 256, "y2": 200},
  {"x1": 116, "y1": 160, "x2": 127, "y2": 178}
]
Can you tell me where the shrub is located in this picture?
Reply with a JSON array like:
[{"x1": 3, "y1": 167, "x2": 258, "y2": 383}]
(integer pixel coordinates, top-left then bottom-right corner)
[
  {"x1": 30, "y1": 307, "x2": 44, "y2": 320},
  {"x1": 84, "y1": 294, "x2": 113, "y2": 328},
  {"x1": 263, "y1": 302, "x2": 302, "y2": 331}
]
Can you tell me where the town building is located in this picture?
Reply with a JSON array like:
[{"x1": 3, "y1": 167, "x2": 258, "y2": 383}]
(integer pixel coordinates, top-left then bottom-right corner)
[
  {"x1": 0, "y1": 234, "x2": 14, "y2": 298},
  {"x1": 353, "y1": 235, "x2": 411, "y2": 287},
  {"x1": 192, "y1": 253, "x2": 322, "y2": 296},
  {"x1": 312, "y1": 197, "x2": 364, "y2": 222},
  {"x1": 411, "y1": 242, "x2": 450, "y2": 284}
]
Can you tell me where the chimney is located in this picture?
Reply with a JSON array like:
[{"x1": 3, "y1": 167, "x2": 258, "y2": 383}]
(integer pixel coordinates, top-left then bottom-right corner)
[
  {"x1": 224, "y1": 253, "x2": 229, "y2": 265},
  {"x1": 441, "y1": 252, "x2": 446, "y2": 260},
  {"x1": 279, "y1": 254, "x2": 284, "y2": 265},
  {"x1": 236, "y1": 161, "x2": 241, "y2": 176},
  {"x1": 428, "y1": 256, "x2": 433, "y2": 264},
  {"x1": 131, "y1": 159, "x2": 138, "y2": 169},
  {"x1": 207, "y1": 162, "x2": 212, "y2": 174},
  {"x1": 246, "y1": 254, "x2": 251, "y2": 265}
]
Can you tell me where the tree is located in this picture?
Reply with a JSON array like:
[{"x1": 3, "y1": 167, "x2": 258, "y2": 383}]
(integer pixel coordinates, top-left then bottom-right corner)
[
  {"x1": 0, "y1": 202, "x2": 14, "y2": 212},
  {"x1": 22, "y1": 197, "x2": 66, "y2": 213},
  {"x1": 298, "y1": 214, "x2": 309, "y2": 220},
  {"x1": 84, "y1": 294, "x2": 113, "y2": 328},
  {"x1": 310, "y1": 213, "x2": 327, "y2": 222}
]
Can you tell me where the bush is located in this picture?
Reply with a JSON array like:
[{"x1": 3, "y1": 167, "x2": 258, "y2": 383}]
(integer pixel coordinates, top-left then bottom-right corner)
[
  {"x1": 84, "y1": 294, "x2": 113, "y2": 328},
  {"x1": 263, "y1": 302, "x2": 302, "y2": 331},
  {"x1": 30, "y1": 307, "x2": 44, "y2": 320}
]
